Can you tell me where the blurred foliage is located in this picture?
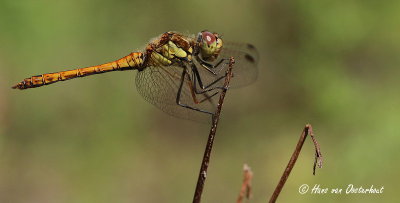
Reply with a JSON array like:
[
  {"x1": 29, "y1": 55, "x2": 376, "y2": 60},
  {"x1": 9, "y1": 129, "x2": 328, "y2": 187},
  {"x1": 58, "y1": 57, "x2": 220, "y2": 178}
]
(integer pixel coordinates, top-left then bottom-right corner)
[{"x1": 1, "y1": 0, "x2": 399, "y2": 202}]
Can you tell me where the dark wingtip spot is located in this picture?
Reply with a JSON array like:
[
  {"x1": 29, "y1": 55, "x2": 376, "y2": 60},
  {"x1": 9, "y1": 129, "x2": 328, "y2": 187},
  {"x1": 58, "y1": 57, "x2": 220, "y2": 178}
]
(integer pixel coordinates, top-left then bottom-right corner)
[
  {"x1": 247, "y1": 44, "x2": 256, "y2": 50},
  {"x1": 245, "y1": 54, "x2": 255, "y2": 63}
]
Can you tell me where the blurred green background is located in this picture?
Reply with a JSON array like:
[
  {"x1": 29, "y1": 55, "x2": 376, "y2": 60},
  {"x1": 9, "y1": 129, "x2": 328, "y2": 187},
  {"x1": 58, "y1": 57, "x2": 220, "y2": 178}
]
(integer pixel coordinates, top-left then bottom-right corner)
[{"x1": 1, "y1": 0, "x2": 399, "y2": 202}]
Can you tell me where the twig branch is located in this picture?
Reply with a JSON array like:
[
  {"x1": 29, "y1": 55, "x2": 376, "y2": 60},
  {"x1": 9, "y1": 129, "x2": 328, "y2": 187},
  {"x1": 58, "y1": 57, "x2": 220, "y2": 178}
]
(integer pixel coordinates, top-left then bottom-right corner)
[
  {"x1": 192, "y1": 57, "x2": 235, "y2": 203},
  {"x1": 237, "y1": 164, "x2": 253, "y2": 203},
  {"x1": 269, "y1": 124, "x2": 323, "y2": 203}
]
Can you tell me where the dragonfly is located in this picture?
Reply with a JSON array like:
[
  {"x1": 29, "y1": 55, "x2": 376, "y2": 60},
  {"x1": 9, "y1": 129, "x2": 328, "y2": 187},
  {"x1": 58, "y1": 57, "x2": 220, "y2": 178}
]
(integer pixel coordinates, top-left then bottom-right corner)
[{"x1": 12, "y1": 31, "x2": 259, "y2": 122}]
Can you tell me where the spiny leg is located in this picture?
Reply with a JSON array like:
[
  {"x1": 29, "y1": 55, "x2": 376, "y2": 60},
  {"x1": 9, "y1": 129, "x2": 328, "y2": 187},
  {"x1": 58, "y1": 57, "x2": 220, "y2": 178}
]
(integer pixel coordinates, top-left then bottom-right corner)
[
  {"x1": 176, "y1": 67, "x2": 218, "y2": 115},
  {"x1": 195, "y1": 56, "x2": 230, "y2": 75},
  {"x1": 157, "y1": 64, "x2": 218, "y2": 105},
  {"x1": 191, "y1": 64, "x2": 227, "y2": 94},
  {"x1": 186, "y1": 73, "x2": 220, "y2": 105}
]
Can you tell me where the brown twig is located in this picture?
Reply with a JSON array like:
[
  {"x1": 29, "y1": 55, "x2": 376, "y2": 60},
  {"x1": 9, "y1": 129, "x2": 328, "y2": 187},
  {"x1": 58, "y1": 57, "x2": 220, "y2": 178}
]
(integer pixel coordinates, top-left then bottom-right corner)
[
  {"x1": 269, "y1": 124, "x2": 323, "y2": 203},
  {"x1": 237, "y1": 164, "x2": 253, "y2": 203},
  {"x1": 192, "y1": 57, "x2": 235, "y2": 202},
  {"x1": 192, "y1": 57, "x2": 235, "y2": 203}
]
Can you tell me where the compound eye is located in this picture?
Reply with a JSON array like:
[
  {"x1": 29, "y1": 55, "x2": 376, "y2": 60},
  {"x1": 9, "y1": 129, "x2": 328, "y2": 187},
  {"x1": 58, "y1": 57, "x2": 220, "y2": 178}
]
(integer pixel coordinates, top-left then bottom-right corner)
[{"x1": 202, "y1": 31, "x2": 216, "y2": 45}]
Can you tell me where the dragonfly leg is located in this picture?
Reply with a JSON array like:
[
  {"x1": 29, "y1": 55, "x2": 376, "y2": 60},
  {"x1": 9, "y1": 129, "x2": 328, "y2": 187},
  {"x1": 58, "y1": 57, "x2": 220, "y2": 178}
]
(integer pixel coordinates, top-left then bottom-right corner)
[
  {"x1": 195, "y1": 55, "x2": 230, "y2": 75},
  {"x1": 183, "y1": 69, "x2": 221, "y2": 106},
  {"x1": 176, "y1": 68, "x2": 215, "y2": 115},
  {"x1": 191, "y1": 64, "x2": 227, "y2": 94},
  {"x1": 197, "y1": 91, "x2": 220, "y2": 104}
]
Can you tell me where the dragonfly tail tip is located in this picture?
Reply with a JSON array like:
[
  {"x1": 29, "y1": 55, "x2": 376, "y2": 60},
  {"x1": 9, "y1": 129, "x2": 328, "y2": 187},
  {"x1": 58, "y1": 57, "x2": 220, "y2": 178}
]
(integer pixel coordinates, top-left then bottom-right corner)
[{"x1": 11, "y1": 82, "x2": 24, "y2": 90}]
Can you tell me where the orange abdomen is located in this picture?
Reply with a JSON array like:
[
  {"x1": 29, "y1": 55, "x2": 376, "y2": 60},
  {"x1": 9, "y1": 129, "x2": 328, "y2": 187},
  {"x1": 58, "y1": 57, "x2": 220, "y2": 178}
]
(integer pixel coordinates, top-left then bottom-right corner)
[{"x1": 12, "y1": 52, "x2": 144, "y2": 90}]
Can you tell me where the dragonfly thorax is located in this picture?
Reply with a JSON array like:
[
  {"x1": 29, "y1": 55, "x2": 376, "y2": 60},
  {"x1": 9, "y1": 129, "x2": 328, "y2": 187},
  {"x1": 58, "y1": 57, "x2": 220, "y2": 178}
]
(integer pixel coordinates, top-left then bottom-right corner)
[
  {"x1": 146, "y1": 32, "x2": 196, "y2": 67},
  {"x1": 160, "y1": 41, "x2": 193, "y2": 61}
]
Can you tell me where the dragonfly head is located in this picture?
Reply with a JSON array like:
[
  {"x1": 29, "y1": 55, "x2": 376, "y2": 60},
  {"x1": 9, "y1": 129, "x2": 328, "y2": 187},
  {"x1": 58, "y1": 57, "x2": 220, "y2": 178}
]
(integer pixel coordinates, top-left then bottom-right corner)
[{"x1": 198, "y1": 31, "x2": 223, "y2": 61}]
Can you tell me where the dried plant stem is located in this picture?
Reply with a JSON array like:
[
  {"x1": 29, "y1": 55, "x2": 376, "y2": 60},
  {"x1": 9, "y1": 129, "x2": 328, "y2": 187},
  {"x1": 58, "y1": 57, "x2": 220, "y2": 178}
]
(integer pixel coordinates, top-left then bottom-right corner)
[
  {"x1": 269, "y1": 124, "x2": 323, "y2": 203},
  {"x1": 237, "y1": 164, "x2": 253, "y2": 203},
  {"x1": 192, "y1": 57, "x2": 235, "y2": 203}
]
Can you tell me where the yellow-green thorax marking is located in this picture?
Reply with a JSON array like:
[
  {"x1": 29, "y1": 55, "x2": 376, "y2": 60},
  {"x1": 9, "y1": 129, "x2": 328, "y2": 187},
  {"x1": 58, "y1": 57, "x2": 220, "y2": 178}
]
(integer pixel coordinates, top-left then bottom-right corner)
[{"x1": 147, "y1": 33, "x2": 195, "y2": 67}]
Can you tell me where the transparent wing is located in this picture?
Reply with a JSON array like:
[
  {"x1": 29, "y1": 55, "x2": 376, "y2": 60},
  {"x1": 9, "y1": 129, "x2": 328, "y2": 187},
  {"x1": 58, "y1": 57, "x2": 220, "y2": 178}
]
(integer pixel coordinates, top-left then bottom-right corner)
[
  {"x1": 135, "y1": 65, "x2": 219, "y2": 123},
  {"x1": 210, "y1": 41, "x2": 259, "y2": 88}
]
